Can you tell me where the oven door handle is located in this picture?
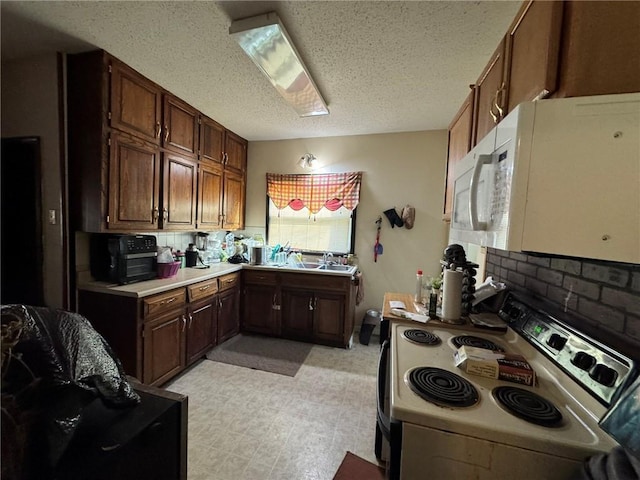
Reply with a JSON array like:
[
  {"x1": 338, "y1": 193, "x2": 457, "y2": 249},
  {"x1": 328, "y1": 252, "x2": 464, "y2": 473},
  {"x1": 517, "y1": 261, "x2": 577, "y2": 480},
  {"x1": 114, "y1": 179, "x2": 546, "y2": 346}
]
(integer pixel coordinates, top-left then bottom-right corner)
[{"x1": 377, "y1": 339, "x2": 391, "y2": 440}]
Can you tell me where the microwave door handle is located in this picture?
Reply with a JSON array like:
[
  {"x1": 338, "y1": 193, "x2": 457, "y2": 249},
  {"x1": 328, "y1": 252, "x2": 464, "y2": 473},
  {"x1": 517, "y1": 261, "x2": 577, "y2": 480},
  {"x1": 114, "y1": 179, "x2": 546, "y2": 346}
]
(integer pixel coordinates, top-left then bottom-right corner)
[{"x1": 469, "y1": 153, "x2": 493, "y2": 231}]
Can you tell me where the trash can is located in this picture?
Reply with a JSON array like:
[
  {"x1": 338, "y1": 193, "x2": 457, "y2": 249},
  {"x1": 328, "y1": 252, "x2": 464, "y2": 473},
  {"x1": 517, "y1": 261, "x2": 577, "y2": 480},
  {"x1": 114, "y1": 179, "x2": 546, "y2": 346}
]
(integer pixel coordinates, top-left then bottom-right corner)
[{"x1": 359, "y1": 309, "x2": 381, "y2": 345}]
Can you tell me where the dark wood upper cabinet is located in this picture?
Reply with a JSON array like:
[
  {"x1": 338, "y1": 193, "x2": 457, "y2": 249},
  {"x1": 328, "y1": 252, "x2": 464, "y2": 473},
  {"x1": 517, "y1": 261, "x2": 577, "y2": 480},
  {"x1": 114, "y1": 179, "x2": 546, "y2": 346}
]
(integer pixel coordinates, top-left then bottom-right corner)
[
  {"x1": 222, "y1": 171, "x2": 245, "y2": 231},
  {"x1": 110, "y1": 60, "x2": 162, "y2": 144},
  {"x1": 161, "y1": 153, "x2": 197, "y2": 230},
  {"x1": 108, "y1": 132, "x2": 161, "y2": 230},
  {"x1": 504, "y1": 1, "x2": 563, "y2": 112},
  {"x1": 197, "y1": 163, "x2": 223, "y2": 230},
  {"x1": 68, "y1": 49, "x2": 247, "y2": 233},
  {"x1": 474, "y1": 39, "x2": 507, "y2": 145},
  {"x1": 224, "y1": 131, "x2": 247, "y2": 175},
  {"x1": 163, "y1": 95, "x2": 199, "y2": 157},
  {"x1": 554, "y1": 1, "x2": 640, "y2": 98},
  {"x1": 443, "y1": 88, "x2": 475, "y2": 221},
  {"x1": 199, "y1": 115, "x2": 225, "y2": 165}
]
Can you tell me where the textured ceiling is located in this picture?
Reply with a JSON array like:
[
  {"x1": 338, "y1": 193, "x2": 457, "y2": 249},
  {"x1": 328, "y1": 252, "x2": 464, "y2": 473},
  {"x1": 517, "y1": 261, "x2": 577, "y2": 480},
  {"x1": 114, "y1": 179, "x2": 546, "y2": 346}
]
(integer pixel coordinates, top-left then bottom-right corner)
[{"x1": 1, "y1": 1, "x2": 522, "y2": 141}]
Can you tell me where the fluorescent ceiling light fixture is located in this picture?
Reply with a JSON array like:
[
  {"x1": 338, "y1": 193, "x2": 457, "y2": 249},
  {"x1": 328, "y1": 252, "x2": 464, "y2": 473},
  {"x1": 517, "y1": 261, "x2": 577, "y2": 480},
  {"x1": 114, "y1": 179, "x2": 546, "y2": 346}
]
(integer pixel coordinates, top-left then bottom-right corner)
[{"x1": 230, "y1": 12, "x2": 329, "y2": 117}]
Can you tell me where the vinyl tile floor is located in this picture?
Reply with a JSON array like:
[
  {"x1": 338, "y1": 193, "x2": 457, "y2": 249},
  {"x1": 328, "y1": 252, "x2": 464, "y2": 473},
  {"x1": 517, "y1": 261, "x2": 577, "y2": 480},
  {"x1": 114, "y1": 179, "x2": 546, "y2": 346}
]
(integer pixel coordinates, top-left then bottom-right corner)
[{"x1": 165, "y1": 336, "x2": 383, "y2": 480}]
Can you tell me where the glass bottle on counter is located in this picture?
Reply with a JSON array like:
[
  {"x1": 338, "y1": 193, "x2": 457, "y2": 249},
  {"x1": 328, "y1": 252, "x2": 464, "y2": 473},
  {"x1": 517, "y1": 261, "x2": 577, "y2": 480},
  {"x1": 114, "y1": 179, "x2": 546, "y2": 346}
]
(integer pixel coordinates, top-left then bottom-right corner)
[{"x1": 415, "y1": 270, "x2": 423, "y2": 303}]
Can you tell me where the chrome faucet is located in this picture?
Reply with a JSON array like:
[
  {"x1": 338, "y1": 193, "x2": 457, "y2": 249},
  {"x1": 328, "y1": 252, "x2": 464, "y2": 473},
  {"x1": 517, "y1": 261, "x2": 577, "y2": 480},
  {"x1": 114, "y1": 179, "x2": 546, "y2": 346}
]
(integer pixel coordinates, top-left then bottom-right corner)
[{"x1": 322, "y1": 252, "x2": 334, "y2": 265}]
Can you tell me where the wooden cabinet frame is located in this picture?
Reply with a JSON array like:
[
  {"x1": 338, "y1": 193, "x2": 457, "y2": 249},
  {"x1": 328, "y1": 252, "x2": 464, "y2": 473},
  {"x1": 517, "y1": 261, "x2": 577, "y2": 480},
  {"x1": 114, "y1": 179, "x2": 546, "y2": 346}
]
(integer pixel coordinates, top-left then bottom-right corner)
[{"x1": 68, "y1": 49, "x2": 248, "y2": 233}]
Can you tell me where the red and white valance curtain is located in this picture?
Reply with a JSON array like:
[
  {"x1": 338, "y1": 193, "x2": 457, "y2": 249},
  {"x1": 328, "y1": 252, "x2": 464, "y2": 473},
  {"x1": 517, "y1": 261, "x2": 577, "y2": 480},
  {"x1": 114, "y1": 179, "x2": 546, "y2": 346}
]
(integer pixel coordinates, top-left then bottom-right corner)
[{"x1": 266, "y1": 172, "x2": 363, "y2": 214}]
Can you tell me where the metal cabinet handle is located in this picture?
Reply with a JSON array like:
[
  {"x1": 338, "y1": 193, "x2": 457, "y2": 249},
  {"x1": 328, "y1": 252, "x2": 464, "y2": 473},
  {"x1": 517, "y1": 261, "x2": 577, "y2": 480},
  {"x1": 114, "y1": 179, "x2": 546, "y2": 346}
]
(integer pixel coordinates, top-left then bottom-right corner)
[
  {"x1": 308, "y1": 297, "x2": 314, "y2": 311},
  {"x1": 181, "y1": 315, "x2": 186, "y2": 332},
  {"x1": 153, "y1": 207, "x2": 159, "y2": 222},
  {"x1": 495, "y1": 82, "x2": 506, "y2": 118},
  {"x1": 163, "y1": 208, "x2": 168, "y2": 221},
  {"x1": 199, "y1": 285, "x2": 210, "y2": 291},
  {"x1": 188, "y1": 313, "x2": 193, "y2": 328},
  {"x1": 164, "y1": 125, "x2": 169, "y2": 142},
  {"x1": 160, "y1": 296, "x2": 177, "y2": 306},
  {"x1": 489, "y1": 90, "x2": 499, "y2": 124},
  {"x1": 155, "y1": 122, "x2": 161, "y2": 138}
]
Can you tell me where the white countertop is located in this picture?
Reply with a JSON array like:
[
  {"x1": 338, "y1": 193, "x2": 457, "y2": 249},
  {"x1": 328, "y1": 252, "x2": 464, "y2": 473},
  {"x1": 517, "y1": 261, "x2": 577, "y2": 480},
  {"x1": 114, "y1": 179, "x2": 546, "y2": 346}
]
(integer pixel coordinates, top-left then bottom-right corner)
[
  {"x1": 78, "y1": 263, "x2": 243, "y2": 298},
  {"x1": 78, "y1": 262, "x2": 358, "y2": 298}
]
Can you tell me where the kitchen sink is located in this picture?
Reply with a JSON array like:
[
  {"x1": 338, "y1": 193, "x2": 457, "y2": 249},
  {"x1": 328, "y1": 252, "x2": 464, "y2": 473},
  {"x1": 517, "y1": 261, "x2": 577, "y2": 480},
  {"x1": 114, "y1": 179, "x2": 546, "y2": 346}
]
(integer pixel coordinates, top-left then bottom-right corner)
[{"x1": 317, "y1": 264, "x2": 355, "y2": 272}]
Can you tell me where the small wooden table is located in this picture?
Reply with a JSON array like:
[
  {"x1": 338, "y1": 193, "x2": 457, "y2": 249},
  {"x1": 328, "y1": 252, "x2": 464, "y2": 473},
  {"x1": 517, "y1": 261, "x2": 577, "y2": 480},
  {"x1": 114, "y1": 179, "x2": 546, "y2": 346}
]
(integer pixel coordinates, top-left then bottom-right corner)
[{"x1": 380, "y1": 292, "x2": 478, "y2": 340}]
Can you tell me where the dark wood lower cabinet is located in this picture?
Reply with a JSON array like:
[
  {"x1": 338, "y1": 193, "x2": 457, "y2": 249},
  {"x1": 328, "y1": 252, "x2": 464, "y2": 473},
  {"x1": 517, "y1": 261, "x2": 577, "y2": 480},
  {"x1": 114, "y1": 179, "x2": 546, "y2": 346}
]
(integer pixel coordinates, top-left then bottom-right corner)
[
  {"x1": 313, "y1": 293, "x2": 346, "y2": 343},
  {"x1": 241, "y1": 270, "x2": 356, "y2": 348},
  {"x1": 243, "y1": 283, "x2": 279, "y2": 335},
  {"x1": 186, "y1": 297, "x2": 217, "y2": 365},
  {"x1": 217, "y1": 286, "x2": 240, "y2": 344},
  {"x1": 78, "y1": 272, "x2": 241, "y2": 387},
  {"x1": 281, "y1": 288, "x2": 314, "y2": 341},
  {"x1": 143, "y1": 309, "x2": 185, "y2": 386}
]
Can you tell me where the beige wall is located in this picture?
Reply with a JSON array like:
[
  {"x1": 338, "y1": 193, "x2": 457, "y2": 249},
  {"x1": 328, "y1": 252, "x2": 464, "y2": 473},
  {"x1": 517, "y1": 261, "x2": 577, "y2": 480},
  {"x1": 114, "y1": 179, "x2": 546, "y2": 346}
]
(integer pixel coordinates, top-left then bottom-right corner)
[
  {"x1": 245, "y1": 130, "x2": 449, "y2": 321},
  {"x1": 1, "y1": 54, "x2": 65, "y2": 308}
]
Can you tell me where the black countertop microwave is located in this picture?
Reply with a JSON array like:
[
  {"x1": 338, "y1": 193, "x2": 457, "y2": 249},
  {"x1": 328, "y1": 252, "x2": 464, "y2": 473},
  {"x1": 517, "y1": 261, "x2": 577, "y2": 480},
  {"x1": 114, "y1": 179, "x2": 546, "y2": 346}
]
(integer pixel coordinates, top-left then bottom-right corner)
[{"x1": 90, "y1": 234, "x2": 157, "y2": 285}]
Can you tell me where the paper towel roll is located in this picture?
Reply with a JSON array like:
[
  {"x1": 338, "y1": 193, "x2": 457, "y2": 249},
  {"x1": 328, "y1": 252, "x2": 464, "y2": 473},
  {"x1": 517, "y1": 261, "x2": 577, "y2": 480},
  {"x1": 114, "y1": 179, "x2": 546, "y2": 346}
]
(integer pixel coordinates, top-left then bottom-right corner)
[{"x1": 442, "y1": 269, "x2": 463, "y2": 323}]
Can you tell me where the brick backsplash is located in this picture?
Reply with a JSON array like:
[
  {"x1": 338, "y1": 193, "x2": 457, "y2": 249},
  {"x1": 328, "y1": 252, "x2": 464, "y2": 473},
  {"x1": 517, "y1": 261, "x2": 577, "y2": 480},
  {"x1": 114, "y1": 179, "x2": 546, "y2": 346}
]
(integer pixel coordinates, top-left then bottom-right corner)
[{"x1": 486, "y1": 248, "x2": 640, "y2": 358}]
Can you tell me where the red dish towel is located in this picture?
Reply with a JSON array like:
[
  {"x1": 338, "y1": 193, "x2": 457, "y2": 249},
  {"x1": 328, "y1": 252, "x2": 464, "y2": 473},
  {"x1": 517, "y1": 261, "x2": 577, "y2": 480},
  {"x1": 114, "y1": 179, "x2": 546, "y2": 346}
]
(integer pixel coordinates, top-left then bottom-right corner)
[{"x1": 355, "y1": 271, "x2": 364, "y2": 305}]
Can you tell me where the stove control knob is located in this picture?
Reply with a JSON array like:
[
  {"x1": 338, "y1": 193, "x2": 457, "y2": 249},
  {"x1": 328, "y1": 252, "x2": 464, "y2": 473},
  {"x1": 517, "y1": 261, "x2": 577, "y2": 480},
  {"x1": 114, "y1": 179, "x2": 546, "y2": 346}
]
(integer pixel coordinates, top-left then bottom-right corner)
[
  {"x1": 572, "y1": 351, "x2": 596, "y2": 371},
  {"x1": 547, "y1": 333, "x2": 567, "y2": 351},
  {"x1": 590, "y1": 364, "x2": 618, "y2": 387},
  {"x1": 507, "y1": 306, "x2": 520, "y2": 320}
]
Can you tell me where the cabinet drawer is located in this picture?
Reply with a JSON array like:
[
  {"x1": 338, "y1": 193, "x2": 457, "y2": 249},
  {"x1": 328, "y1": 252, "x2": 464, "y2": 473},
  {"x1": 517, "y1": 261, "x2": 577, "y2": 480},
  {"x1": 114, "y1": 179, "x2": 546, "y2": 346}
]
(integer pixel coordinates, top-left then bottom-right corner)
[
  {"x1": 281, "y1": 273, "x2": 349, "y2": 292},
  {"x1": 187, "y1": 278, "x2": 218, "y2": 302},
  {"x1": 218, "y1": 272, "x2": 240, "y2": 292},
  {"x1": 243, "y1": 270, "x2": 278, "y2": 285},
  {"x1": 143, "y1": 288, "x2": 186, "y2": 319}
]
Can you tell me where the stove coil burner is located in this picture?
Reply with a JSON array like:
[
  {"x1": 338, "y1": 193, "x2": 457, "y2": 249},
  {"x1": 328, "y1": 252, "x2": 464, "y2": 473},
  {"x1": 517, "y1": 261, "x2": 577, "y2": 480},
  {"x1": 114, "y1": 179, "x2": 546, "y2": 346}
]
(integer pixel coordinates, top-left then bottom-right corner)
[
  {"x1": 403, "y1": 329, "x2": 441, "y2": 346},
  {"x1": 492, "y1": 386, "x2": 563, "y2": 427},
  {"x1": 452, "y1": 335, "x2": 504, "y2": 352},
  {"x1": 407, "y1": 367, "x2": 479, "y2": 408}
]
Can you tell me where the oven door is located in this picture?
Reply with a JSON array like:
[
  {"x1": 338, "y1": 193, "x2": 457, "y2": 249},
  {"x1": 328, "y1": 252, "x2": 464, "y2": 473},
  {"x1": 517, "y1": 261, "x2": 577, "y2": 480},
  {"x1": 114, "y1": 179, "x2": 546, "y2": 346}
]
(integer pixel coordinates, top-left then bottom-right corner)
[{"x1": 375, "y1": 339, "x2": 402, "y2": 480}]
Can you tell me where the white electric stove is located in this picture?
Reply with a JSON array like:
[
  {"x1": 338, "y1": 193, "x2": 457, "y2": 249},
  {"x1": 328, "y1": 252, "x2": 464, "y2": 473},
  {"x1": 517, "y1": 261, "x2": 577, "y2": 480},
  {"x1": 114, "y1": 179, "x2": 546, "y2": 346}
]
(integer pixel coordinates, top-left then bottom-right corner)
[{"x1": 377, "y1": 292, "x2": 636, "y2": 480}]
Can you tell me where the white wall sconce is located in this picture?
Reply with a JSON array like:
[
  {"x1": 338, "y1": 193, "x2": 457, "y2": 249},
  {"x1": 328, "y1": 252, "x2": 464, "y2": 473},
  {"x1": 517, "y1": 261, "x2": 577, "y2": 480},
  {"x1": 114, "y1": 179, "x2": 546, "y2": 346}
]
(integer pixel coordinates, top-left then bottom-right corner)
[
  {"x1": 298, "y1": 153, "x2": 317, "y2": 169},
  {"x1": 229, "y1": 11, "x2": 329, "y2": 117}
]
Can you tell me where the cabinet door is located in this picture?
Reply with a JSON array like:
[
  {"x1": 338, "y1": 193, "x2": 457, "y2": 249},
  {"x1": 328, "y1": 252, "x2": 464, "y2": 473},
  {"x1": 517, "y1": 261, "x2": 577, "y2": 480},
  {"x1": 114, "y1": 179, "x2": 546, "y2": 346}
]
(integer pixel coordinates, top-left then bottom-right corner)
[
  {"x1": 162, "y1": 94, "x2": 199, "y2": 157},
  {"x1": 313, "y1": 293, "x2": 346, "y2": 343},
  {"x1": 110, "y1": 60, "x2": 162, "y2": 144},
  {"x1": 197, "y1": 163, "x2": 223, "y2": 230},
  {"x1": 555, "y1": 1, "x2": 640, "y2": 97},
  {"x1": 217, "y1": 287, "x2": 240, "y2": 344},
  {"x1": 505, "y1": 1, "x2": 563, "y2": 112},
  {"x1": 108, "y1": 132, "x2": 161, "y2": 230},
  {"x1": 199, "y1": 115, "x2": 225, "y2": 165},
  {"x1": 443, "y1": 89, "x2": 475, "y2": 221},
  {"x1": 222, "y1": 171, "x2": 245, "y2": 230},
  {"x1": 186, "y1": 298, "x2": 217, "y2": 365},
  {"x1": 143, "y1": 310, "x2": 185, "y2": 386},
  {"x1": 161, "y1": 153, "x2": 197, "y2": 230},
  {"x1": 474, "y1": 39, "x2": 506, "y2": 145},
  {"x1": 281, "y1": 288, "x2": 314, "y2": 340},
  {"x1": 243, "y1": 284, "x2": 279, "y2": 335},
  {"x1": 224, "y1": 131, "x2": 247, "y2": 175}
]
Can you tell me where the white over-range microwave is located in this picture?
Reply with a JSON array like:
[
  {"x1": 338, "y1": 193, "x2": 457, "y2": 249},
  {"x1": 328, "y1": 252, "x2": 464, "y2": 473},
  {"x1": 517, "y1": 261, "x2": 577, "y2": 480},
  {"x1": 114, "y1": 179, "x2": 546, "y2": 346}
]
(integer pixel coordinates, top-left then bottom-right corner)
[{"x1": 449, "y1": 92, "x2": 640, "y2": 264}]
